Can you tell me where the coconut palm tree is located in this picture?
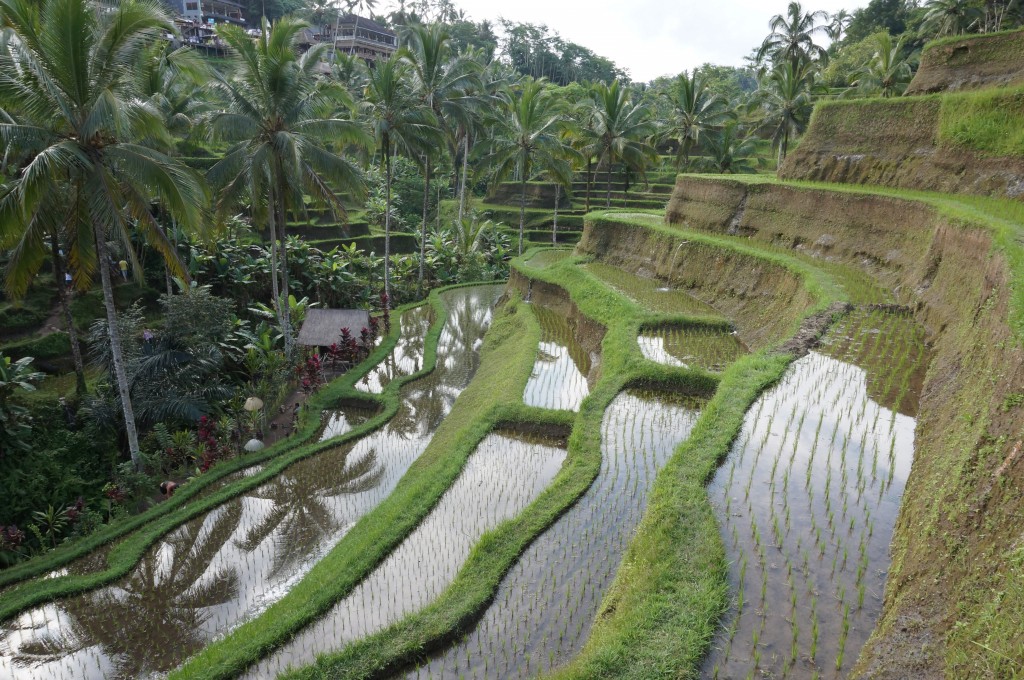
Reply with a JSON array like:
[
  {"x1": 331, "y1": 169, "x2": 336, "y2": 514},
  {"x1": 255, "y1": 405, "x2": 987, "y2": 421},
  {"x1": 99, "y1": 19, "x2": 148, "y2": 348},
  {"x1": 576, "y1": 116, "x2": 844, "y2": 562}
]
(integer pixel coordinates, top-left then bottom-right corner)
[
  {"x1": 849, "y1": 33, "x2": 915, "y2": 98},
  {"x1": 921, "y1": 0, "x2": 984, "y2": 37},
  {"x1": 401, "y1": 23, "x2": 481, "y2": 294},
  {"x1": 208, "y1": 17, "x2": 370, "y2": 359},
  {"x1": 825, "y1": 9, "x2": 853, "y2": 42},
  {"x1": 362, "y1": 54, "x2": 438, "y2": 299},
  {"x1": 483, "y1": 79, "x2": 574, "y2": 255},
  {"x1": 0, "y1": 0, "x2": 206, "y2": 468},
  {"x1": 661, "y1": 71, "x2": 733, "y2": 171},
  {"x1": 757, "y1": 1, "x2": 830, "y2": 68},
  {"x1": 696, "y1": 122, "x2": 762, "y2": 175},
  {"x1": 588, "y1": 80, "x2": 657, "y2": 208},
  {"x1": 759, "y1": 59, "x2": 820, "y2": 166}
]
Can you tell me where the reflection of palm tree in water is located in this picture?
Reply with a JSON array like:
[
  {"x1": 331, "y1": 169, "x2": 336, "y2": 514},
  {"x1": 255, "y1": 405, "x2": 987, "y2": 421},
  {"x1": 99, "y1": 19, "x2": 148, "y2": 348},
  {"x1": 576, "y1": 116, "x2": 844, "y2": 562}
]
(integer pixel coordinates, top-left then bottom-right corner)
[
  {"x1": 235, "y1": 448, "x2": 384, "y2": 578},
  {"x1": 358, "y1": 307, "x2": 432, "y2": 392},
  {"x1": 11, "y1": 502, "x2": 244, "y2": 679},
  {"x1": 388, "y1": 289, "x2": 498, "y2": 438}
]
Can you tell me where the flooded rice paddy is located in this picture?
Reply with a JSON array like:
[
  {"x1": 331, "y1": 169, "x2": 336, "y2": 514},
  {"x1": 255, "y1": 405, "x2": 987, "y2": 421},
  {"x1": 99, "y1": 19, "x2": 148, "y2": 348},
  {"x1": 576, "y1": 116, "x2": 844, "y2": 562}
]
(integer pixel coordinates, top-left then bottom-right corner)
[
  {"x1": 403, "y1": 389, "x2": 703, "y2": 679},
  {"x1": 703, "y1": 310, "x2": 929, "y2": 679},
  {"x1": 247, "y1": 429, "x2": 568, "y2": 678},
  {"x1": 356, "y1": 304, "x2": 434, "y2": 394},
  {"x1": 638, "y1": 325, "x2": 747, "y2": 372},
  {"x1": 582, "y1": 262, "x2": 721, "y2": 317},
  {"x1": 523, "y1": 305, "x2": 598, "y2": 411},
  {"x1": 0, "y1": 286, "x2": 503, "y2": 680},
  {"x1": 316, "y1": 402, "x2": 380, "y2": 442}
]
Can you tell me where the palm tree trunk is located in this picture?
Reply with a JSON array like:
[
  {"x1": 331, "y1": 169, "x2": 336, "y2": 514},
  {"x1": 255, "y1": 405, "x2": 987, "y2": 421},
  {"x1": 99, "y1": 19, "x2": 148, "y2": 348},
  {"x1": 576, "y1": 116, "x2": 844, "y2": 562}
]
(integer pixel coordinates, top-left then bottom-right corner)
[
  {"x1": 457, "y1": 132, "x2": 470, "y2": 226},
  {"x1": 93, "y1": 222, "x2": 141, "y2": 469},
  {"x1": 267, "y1": 185, "x2": 282, "y2": 320},
  {"x1": 418, "y1": 155, "x2": 430, "y2": 296},
  {"x1": 50, "y1": 233, "x2": 86, "y2": 396},
  {"x1": 779, "y1": 129, "x2": 788, "y2": 168},
  {"x1": 518, "y1": 175, "x2": 527, "y2": 256},
  {"x1": 384, "y1": 138, "x2": 393, "y2": 301},
  {"x1": 585, "y1": 158, "x2": 592, "y2": 214},
  {"x1": 605, "y1": 155, "x2": 613, "y2": 209},
  {"x1": 552, "y1": 183, "x2": 559, "y2": 245},
  {"x1": 275, "y1": 176, "x2": 293, "y2": 360}
]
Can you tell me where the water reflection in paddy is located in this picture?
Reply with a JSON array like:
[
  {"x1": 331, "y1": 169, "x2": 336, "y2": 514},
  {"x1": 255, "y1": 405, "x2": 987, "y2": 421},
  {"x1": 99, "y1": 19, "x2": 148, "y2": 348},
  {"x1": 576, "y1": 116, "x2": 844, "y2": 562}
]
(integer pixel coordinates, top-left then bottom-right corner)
[
  {"x1": 638, "y1": 325, "x2": 746, "y2": 372},
  {"x1": 405, "y1": 389, "x2": 703, "y2": 679},
  {"x1": 703, "y1": 310, "x2": 928, "y2": 679},
  {"x1": 0, "y1": 286, "x2": 504, "y2": 680},
  {"x1": 522, "y1": 305, "x2": 597, "y2": 411},
  {"x1": 248, "y1": 429, "x2": 568, "y2": 678}
]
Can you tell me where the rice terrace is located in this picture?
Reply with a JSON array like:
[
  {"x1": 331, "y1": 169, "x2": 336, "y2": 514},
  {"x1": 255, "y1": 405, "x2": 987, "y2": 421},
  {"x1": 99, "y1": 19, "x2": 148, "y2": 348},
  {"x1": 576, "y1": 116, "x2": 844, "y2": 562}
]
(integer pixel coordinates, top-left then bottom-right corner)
[{"x1": 0, "y1": 0, "x2": 1022, "y2": 678}]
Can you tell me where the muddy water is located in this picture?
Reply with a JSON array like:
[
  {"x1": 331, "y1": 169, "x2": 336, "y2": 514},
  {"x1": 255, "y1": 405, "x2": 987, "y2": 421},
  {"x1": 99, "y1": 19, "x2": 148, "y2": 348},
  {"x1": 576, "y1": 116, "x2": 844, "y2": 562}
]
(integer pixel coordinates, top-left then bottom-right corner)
[
  {"x1": 638, "y1": 325, "x2": 747, "y2": 372},
  {"x1": 703, "y1": 313, "x2": 928, "y2": 679},
  {"x1": 523, "y1": 305, "x2": 597, "y2": 411},
  {"x1": 248, "y1": 430, "x2": 568, "y2": 678},
  {"x1": 524, "y1": 249, "x2": 573, "y2": 270},
  {"x1": 582, "y1": 262, "x2": 721, "y2": 317},
  {"x1": 0, "y1": 286, "x2": 504, "y2": 680},
  {"x1": 403, "y1": 389, "x2": 703, "y2": 679}
]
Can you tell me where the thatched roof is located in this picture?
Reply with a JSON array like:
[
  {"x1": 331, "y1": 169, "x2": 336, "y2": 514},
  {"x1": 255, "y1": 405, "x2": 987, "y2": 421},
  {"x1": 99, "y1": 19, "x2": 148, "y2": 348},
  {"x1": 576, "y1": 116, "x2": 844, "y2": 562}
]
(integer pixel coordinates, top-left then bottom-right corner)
[
  {"x1": 338, "y1": 13, "x2": 394, "y2": 36},
  {"x1": 297, "y1": 309, "x2": 371, "y2": 347}
]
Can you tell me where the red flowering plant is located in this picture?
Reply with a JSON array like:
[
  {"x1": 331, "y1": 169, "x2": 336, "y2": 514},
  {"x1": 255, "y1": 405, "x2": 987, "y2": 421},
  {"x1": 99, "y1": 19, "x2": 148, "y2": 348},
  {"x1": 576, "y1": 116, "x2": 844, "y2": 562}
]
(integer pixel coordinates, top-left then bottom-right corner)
[
  {"x1": 196, "y1": 415, "x2": 229, "y2": 473},
  {"x1": 300, "y1": 354, "x2": 324, "y2": 393}
]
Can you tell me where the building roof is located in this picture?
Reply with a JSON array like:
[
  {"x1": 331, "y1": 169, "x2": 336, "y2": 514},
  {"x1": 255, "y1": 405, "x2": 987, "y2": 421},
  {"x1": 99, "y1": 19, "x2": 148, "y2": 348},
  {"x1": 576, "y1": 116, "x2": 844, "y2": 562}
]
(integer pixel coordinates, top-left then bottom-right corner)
[
  {"x1": 337, "y1": 13, "x2": 394, "y2": 36},
  {"x1": 297, "y1": 309, "x2": 371, "y2": 347}
]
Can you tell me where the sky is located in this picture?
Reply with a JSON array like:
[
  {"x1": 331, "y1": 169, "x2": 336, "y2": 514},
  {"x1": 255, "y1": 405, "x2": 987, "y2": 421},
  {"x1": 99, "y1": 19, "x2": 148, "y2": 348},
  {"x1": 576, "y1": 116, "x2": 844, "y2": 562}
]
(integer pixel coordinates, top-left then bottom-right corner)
[{"x1": 385, "y1": 0, "x2": 867, "y2": 82}]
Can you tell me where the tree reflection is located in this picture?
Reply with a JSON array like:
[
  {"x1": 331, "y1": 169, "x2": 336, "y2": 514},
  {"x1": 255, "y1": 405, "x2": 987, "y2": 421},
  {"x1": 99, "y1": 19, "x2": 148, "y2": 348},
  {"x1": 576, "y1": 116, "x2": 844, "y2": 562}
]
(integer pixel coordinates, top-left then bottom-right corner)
[
  {"x1": 11, "y1": 502, "x2": 243, "y2": 678},
  {"x1": 234, "y1": 449, "x2": 384, "y2": 579}
]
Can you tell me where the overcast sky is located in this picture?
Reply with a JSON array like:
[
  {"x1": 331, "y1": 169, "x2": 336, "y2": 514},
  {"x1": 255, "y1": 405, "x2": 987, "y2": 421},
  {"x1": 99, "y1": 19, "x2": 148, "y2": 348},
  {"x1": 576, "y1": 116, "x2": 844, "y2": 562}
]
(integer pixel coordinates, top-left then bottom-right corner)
[{"x1": 384, "y1": 0, "x2": 866, "y2": 81}]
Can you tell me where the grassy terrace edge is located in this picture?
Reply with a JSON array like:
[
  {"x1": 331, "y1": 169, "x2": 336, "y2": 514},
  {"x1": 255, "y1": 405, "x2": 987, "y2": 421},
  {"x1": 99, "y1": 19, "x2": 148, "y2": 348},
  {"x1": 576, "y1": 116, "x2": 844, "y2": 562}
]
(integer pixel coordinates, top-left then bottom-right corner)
[
  {"x1": 171, "y1": 282, "x2": 550, "y2": 679},
  {"x1": 0, "y1": 282, "x2": 482, "y2": 622},
  {"x1": 269, "y1": 210, "x2": 849, "y2": 679},
  {"x1": 673, "y1": 173, "x2": 1024, "y2": 339}
]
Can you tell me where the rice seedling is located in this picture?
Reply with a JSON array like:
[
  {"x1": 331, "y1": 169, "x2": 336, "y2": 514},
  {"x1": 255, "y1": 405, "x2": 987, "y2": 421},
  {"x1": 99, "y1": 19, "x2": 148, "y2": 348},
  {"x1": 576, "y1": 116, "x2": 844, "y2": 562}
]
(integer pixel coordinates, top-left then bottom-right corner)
[
  {"x1": 248, "y1": 430, "x2": 568, "y2": 678},
  {"x1": 637, "y1": 325, "x2": 746, "y2": 373},
  {"x1": 400, "y1": 390, "x2": 702, "y2": 678},
  {"x1": 522, "y1": 305, "x2": 596, "y2": 411},
  {"x1": 0, "y1": 288, "x2": 506, "y2": 680},
  {"x1": 703, "y1": 309, "x2": 929, "y2": 679}
]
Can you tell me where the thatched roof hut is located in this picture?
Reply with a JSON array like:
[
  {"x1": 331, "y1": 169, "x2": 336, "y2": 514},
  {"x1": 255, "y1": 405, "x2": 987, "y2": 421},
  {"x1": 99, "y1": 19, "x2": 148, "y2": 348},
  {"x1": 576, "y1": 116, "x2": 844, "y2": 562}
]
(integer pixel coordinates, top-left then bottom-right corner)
[{"x1": 297, "y1": 309, "x2": 371, "y2": 347}]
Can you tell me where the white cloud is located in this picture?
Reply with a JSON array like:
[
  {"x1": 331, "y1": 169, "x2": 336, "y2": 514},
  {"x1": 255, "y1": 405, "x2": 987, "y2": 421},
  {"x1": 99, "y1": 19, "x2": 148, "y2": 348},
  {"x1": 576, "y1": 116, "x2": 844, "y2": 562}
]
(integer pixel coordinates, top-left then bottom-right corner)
[{"x1": 387, "y1": 0, "x2": 865, "y2": 81}]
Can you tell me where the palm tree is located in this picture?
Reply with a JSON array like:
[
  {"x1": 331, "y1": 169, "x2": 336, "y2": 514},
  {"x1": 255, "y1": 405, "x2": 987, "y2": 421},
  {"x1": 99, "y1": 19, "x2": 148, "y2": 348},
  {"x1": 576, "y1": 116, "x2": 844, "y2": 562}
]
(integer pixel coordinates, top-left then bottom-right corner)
[
  {"x1": 401, "y1": 24, "x2": 480, "y2": 295},
  {"x1": 0, "y1": 0, "x2": 206, "y2": 468},
  {"x1": 757, "y1": 1, "x2": 830, "y2": 67},
  {"x1": 921, "y1": 0, "x2": 984, "y2": 37},
  {"x1": 208, "y1": 17, "x2": 369, "y2": 359},
  {"x1": 696, "y1": 122, "x2": 762, "y2": 174},
  {"x1": 362, "y1": 54, "x2": 438, "y2": 299},
  {"x1": 483, "y1": 79, "x2": 574, "y2": 255},
  {"x1": 661, "y1": 71, "x2": 733, "y2": 171},
  {"x1": 825, "y1": 9, "x2": 852, "y2": 42},
  {"x1": 588, "y1": 80, "x2": 657, "y2": 208},
  {"x1": 759, "y1": 59, "x2": 819, "y2": 166},
  {"x1": 849, "y1": 33, "x2": 915, "y2": 98}
]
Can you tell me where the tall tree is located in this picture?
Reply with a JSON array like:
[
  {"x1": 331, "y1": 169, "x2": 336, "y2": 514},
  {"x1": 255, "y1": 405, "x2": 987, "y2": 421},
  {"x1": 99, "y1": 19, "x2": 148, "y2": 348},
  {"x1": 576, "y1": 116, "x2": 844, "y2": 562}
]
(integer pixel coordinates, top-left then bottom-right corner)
[
  {"x1": 483, "y1": 79, "x2": 573, "y2": 255},
  {"x1": 0, "y1": 0, "x2": 206, "y2": 468},
  {"x1": 362, "y1": 54, "x2": 437, "y2": 300},
  {"x1": 208, "y1": 17, "x2": 369, "y2": 359},
  {"x1": 588, "y1": 81, "x2": 657, "y2": 208},
  {"x1": 921, "y1": 0, "x2": 984, "y2": 36},
  {"x1": 759, "y1": 59, "x2": 820, "y2": 166},
  {"x1": 849, "y1": 33, "x2": 915, "y2": 98},
  {"x1": 401, "y1": 24, "x2": 480, "y2": 295},
  {"x1": 757, "y1": 1, "x2": 830, "y2": 67},
  {"x1": 661, "y1": 71, "x2": 733, "y2": 171}
]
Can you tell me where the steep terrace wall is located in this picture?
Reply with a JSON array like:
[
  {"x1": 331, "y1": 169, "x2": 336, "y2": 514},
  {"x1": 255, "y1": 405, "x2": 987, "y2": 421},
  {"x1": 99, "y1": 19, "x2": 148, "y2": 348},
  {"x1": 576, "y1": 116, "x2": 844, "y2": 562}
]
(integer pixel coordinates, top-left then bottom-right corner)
[
  {"x1": 667, "y1": 175, "x2": 1024, "y2": 677},
  {"x1": 907, "y1": 28, "x2": 1024, "y2": 95},
  {"x1": 576, "y1": 214, "x2": 819, "y2": 350},
  {"x1": 778, "y1": 94, "x2": 1024, "y2": 199}
]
